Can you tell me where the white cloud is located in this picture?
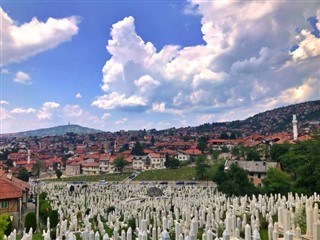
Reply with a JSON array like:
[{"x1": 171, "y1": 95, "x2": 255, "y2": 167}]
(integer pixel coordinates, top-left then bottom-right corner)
[
  {"x1": 0, "y1": 108, "x2": 13, "y2": 121},
  {"x1": 152, "y1": 102, "x2": 166, "y2": 112},
  {"x1": 94, "y1": 2, "x2": 320, "y2": 127},
  {"x1": 1, "y1": 7, "x2": 79, "y2": 66},
  {"x1": 151, "y1": 102, "x2": 183, "y2": 115},
  {"x1": 196, "y1": 114, "x2": 215, "y2": 124},
  {"x1": 75, "y1": 93, "x2": 82, "y2": 99},
  {"x1": 291, "y1": 29, "x2": 320, "y2": 61},
  {"x1": 0, "y1": 100, "x2": 9, "y2": 105},
  {"x1": 11, "y1": 107, "x2": 36, "y2": 114},
  {"x1": 14, "y1": 71, "x2": 31, "y2": 84},
  {"x1": 101, "y1": 113, "x2": 111, "y2": 120},
  {"x1": 63, "y1": 105, "x2": 83, "y2": 117},
  {"x1": 37, "y1": 101, "x2": 60, "y2": 120},
  {"x1": 134, "y1": 75, "x2": 160, "y2": 93},
  {"x1": 1, "y1": 69, "x2": 10, "y2": 74},
  {"x1": 115, "y1": 118, "x2": 128, "y2": 125},
  {"x1": 92, "y1": 92, "x2": 147, "y2": 110}
]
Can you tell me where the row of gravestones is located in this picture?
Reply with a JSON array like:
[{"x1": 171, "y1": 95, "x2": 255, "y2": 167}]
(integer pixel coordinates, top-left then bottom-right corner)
[{"x1": 6, "y1": 183, "x2": 320, "y2": 240}]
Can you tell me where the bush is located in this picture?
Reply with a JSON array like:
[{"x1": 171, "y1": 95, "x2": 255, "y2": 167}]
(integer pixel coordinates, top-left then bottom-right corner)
[
  {"x1": 0, "y1": 214, "x2": 11, "y2": 239},
  {"x1": 49, "y1": 210, "x2": 59, "y2": 228},
  {"x1": 4, "y1": 216, "x2": 12, "y2": 236},
  {"x1": 25, "y1": 212, "x2": 37, "y2": 233},
  {"x1": 40, "y1": 201, "x2": 52, "y2": 222}
]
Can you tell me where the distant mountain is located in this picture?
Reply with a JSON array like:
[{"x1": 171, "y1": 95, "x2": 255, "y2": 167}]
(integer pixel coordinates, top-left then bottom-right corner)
[{"x1": 13, "y1": 124, "x2": 103, "y2": 137}]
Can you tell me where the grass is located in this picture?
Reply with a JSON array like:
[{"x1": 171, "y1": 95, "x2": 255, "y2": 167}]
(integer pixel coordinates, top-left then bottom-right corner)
[
  {"x1": 16, "y1": 232, "x2": 43, "y2": 240},
  {"x1": 43, "y1": 172, "x2": 132, "y2": 182},
  {"x1": 133, "y1": 167, "x2": 196, "y2": 181}
]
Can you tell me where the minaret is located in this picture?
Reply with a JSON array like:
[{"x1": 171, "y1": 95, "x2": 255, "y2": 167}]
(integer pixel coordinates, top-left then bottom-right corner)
[
  {"x1": 27, "y1": 149, "x2": 31, "y2": 164},
  {"x1": 292, "y1": 114, "x2": 298, "y2": 140}
]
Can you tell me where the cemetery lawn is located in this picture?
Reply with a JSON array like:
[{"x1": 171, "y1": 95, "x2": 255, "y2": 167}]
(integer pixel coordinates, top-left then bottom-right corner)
[
  {"x1": 43, "y1": 172, "x2": 132, "y2": 182},
  {"x1": 133, "y1": 167, "x2": 196, "y2": 181},
  {"x1": 16, "y1": 233, "x2": 43, "y2": 240}
]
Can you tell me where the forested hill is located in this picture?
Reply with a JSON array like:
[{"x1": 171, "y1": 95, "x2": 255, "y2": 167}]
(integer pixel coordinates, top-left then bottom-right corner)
[
  {"x1": 13, "y1": 124, "x2": 102, "y2": 137},
  {"x1": 193, "y1": 100, "x2": 320, "y2": 136}
]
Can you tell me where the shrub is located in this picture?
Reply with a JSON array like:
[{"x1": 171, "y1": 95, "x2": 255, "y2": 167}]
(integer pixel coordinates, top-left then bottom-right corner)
[
  {"x1": 49, "y1": 210, "x2": 59, "y2": 228},
  {"x1": 4, "y1": 215, "x2": 12, "y2": 236},
  {"x1": 25, "y1": 212, "x2": 37, "y2": 233},
  {"x1": 0, "y1": 214, "x2": 10, "y2": 239}
]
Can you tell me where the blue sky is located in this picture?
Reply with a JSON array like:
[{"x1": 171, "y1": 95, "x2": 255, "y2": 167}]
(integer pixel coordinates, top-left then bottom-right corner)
[{"x1": 1, "y1": 1, "x2": 320, "y2": 133}]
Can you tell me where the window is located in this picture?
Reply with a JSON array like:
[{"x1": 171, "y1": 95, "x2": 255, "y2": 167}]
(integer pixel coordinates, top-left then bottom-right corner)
[{"x1": 0, "y1": 201, "x2": 8, "y2": 208}]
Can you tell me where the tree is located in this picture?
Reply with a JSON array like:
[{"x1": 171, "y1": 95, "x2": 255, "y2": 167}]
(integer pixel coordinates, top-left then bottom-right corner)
[
  {"x1": 55, "y1": 169, "x2": 62, "y2": 179},
  {"x1": 246, "y1": 149, "x2": 261, "y2": 161},
  {"x1": 18, "y1": 167, "x2": 29, "y2": 182},
  {"x1": 32, "y1": 160, "x2": 44, "y2": 178},
  {"x1": 195, "y1": 155, "x2": 209, "y2": 180},
  {"x1": 212, "y1": 163, "x2": 257, "y2": 196},
  {"x1": 131, "y1": 141, "x2": 144, "y2": 155},
  {"x1": 196, "y1": 141, "x2": 207, "y2": 153},
  {"x1": 113, "y1": 156, "x2": 128, "y2": 172},
  {"x1": 150, "y1": 136, "x2": 155, "y2": 146},
  {"x1": 165, "y1": 154, "x2": 180, "y2": 169},
  {"x1": 262, "y1": 168, "x2": 292, "y2": 195},
  {"x1": 49, "y1": 210, "x2": 59, "y2": 228},
  {"x1": 270, "y1": 143, "x2": 290, "y2": 161},
  {"x1": 0, "y1": 214, "x2": 10, "y2": 239},
  {"x1": 220, "y1": 146, "x2": 230, "y2": 153},
  {"x1": 25, "y1": 212, "x2": 37, "y2": 233}
]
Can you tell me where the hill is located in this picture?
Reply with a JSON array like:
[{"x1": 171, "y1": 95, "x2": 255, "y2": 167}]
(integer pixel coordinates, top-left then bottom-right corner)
[
  {"x1": 13, "y1": 124, "x2": 103, "y2": 137},
  {"x1": 193, "y1": 100, "x2": 320, "y2": 136}
]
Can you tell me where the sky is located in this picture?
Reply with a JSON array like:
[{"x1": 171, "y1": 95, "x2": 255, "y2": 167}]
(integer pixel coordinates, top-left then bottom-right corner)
[{"x1": 1, "y1": 0, "x2": 320, "y2": 134}]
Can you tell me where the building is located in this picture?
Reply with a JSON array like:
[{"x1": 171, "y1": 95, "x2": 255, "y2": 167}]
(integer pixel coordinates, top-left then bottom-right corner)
[
  {"x1": 224, "y1": 160, "x2": 280, "y2": 187},
  {"x1": 65, "y1": 162, "x2": 81, "y2": 176},
  {"x1": 0, "y1": 170, "x2": 29, "y2": 229}
]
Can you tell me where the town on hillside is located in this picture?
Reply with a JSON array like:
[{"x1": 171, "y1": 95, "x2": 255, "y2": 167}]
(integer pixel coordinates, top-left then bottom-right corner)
[{"x1": 0, "y1": 113, "x2": 320, "y2": 239}]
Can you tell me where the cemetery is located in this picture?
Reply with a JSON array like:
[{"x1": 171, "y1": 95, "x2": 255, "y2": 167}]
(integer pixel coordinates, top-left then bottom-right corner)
[{"x1": 4, "y1": 181, "x2": 320, "y2": 240}]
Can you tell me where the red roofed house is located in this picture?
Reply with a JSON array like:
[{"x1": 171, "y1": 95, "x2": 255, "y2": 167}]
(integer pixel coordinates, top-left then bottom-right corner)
[
  {"x1": 82, "y1": 160, "x2": 100, "y2": 175},
  {"x1": 147, "y1": 152, "x2": 166, "y2": 169},
  {"x1": 177, "y1": 148, "x2": 202, "y2": 162},
  {"x1": 0, "y1": 169, "x2": 29, "y2": 229}
]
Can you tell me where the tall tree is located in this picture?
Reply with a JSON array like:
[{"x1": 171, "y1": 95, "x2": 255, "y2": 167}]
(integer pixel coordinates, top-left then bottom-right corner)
[
  {"x1": 17, "y1": 167, "x2": 29, "y2": 182},
  {"x1": 32, "y1": 160, "x2": 43, "y2": 178},
  {"x1": 131, "y1": 141, "x2": 144, "y2": 155},
  {"x1": 195, "y1": 155, "x2": 209, "y2": 180},
  {"x1": 262, "y1": 168, "x2": 291, "y2": 195},
  {"x1": 113, "y1": 156, "x2": 128, "y2": 172},
  {"x1": 212, "y1": 163, "x2": 257, "y2": 196}
]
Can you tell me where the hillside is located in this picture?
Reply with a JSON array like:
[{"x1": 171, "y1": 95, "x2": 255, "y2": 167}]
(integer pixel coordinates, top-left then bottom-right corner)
[
  {"x1": 14, "y1": 124, "x2": 103, "y2": 137},
  {"x1": 192, "y1": 100, "x2": 320, "y2": 136}
]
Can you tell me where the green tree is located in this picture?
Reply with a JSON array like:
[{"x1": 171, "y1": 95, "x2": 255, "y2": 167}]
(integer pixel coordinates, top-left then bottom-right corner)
[
  {"x1": 262, "y1": 168, "x2": 292, "y2": 195},
  {"x1": 212, "y1": 163, "x2": 257, "y2": 196},
  {"x1": 32, "y1": 160, "x2": 44, "y2": 178},
  {"x1": 49, "y1": 210, "x2": 59, "y2": 228},
  {"x1": 131, "y1": 141, "x2": 144, "y2": 155},
  {"x1": 220, "y1": 146, "x2": 230, "y2": 153},
  {"x1": 18, "y1": 167, "x2": 29, "y2": 182},
  {"x1": 196, "y1": 141, "x2": 207, "y2": 153},
  {"x1": 270, "y1": 143, "x2": 290, "y2": 161},
  {"x1": 246, "y1": 148, "x2": 261, "y2": 161},
  {"x1": 0, "y1": 214, "x2": 10, "y2": 239},
  {"x1": 25, "y1": 212, "x2": 37, "y2": 233},
  {"x1": 55, "y1": 169, "x2": 62, "y2": 179},
  {"x1": 113, "y1": 156, "x2": 128, "y2": 172},
  {"x1": 165, "y1": 155, "x2": 180, "y2": 169},
  {"x1": 195, "y1": 155, "x2": 209, "y2": 180}
]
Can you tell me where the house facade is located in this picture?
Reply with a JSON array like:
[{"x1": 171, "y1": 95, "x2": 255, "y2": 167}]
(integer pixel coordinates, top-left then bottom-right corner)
[{"x1": 0, "y1": 170, "x2": 29, "y2": 229}]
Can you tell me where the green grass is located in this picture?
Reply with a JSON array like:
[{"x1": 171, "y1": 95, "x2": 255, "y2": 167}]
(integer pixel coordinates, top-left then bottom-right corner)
[
  {"x1": 43, "y1": 172, "x2": 132, "y2": 182},
  {"x1": 134, "y1": 167, "x2": 196, "y2": 181},
  {"x1": 16, "y1": 233, "x2": 43, "y2": 240}
]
